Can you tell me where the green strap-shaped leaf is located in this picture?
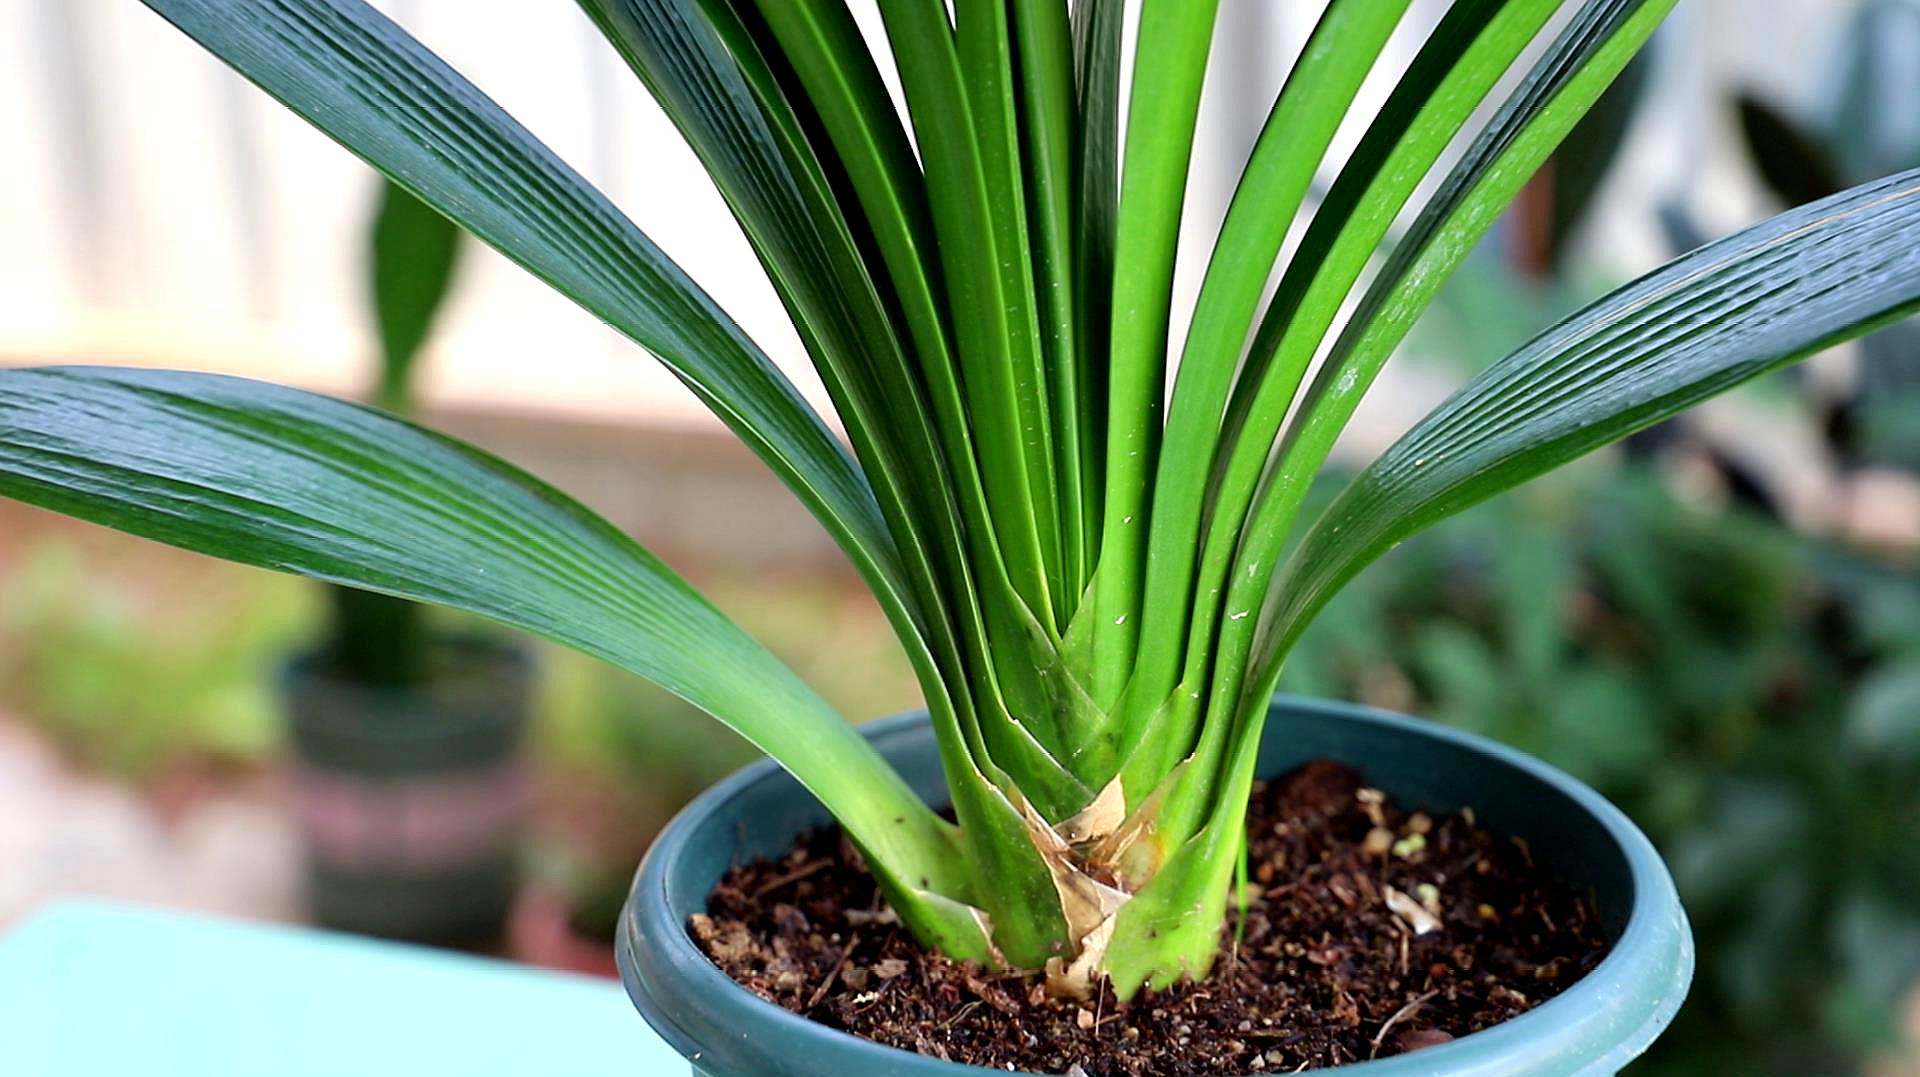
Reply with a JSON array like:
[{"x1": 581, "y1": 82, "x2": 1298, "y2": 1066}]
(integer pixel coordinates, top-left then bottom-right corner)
[
  {"x1": 1108, "y1": 165, "x2": 1920, "y2": 998},
  {"x1": 580, "y1": 2, "x2": 1092, "y2": 934},
  {"x1": 879, "y1": 0, "x2": 1061, "y2": 636},
  {"x1": 1088, "y1": 0, "x2": 1221, "y2": 707},
  {"x1": 367, "y1": 180, "x2": 460, "y2": 413},
  {"x1": 1208, "y1": 0, "x2": 1673, "y2": 751},
  {"x1": 136, "y1": 0, "x2": 911, "y2": 643},
  {"x1": 955, "y1": 0, "x2": 1066, "y2": 623},
  {"x1": 1068, "y1": 0, "x2": 1120, "y2": 568},
  {"x1": 720, "y1": 0, "x2": 1091, "y2": 808},
  {"x1": 1010, "y1": 0, "x2": 1087, "y2": 599},
  {"x1": 1142, "y1": 4, "x2": 1668, "y2": 856},
  {"x1": 1123, "y1": 0, "x2": 1565, "y2": 804},
  {"x1": 1260, "y1": 169, "x2": 1920, "y2": 680},
  {"x1": 575, "y1": 0, "x2": 1002, "y2": 778},
  {"x1": 739, "y1": 0, "x2": 1003, "y2": 608},
  {"x1": 0, "y1": 366, "x2": 972, "y2": 910},
  {"x1": 743, "y1": 0, "x2": 953, "y2": 389},
  {"x1": 1122, "y1": 0, "x2": 1416, "y2": 760}
]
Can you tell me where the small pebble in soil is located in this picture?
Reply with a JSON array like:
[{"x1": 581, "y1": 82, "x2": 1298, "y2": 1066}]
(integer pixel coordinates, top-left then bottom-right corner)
[{"x1": 693, "y1": 760, "x2": 1610, "y2": 1075}]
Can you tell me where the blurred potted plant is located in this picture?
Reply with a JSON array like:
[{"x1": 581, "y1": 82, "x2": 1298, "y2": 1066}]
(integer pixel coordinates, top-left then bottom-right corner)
[
  {"x1": 281, "y1": 181, "x2": 535, "y2": 946},
  {"x1": 5, "y1": 0, "x2": 1920, "y2": 1072}
]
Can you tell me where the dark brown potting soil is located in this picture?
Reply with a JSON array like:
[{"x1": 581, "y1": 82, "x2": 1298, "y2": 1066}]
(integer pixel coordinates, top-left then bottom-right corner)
[{"x1": 695, "y1": 761, "x2": 1610, "y2": 1075}]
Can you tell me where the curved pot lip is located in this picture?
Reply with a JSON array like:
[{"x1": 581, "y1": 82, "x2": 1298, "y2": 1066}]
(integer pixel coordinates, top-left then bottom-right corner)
[{"x1": 621, "y1": 696, "x2": 1694, "y2": 1076}]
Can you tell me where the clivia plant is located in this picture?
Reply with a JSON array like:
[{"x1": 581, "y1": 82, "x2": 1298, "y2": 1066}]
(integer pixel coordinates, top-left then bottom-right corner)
[{"x1": 4, "y1": 0, "x2": 1919, "y2": 1047}]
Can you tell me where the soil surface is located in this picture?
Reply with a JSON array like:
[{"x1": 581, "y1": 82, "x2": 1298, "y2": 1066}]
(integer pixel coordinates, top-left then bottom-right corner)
[{"x1": 695, "y1": 761, "x2": 1610, "y2": 1075}]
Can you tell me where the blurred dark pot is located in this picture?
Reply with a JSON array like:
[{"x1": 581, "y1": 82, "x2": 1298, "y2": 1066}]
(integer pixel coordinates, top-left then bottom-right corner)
[
  {"x1": 618, "y1": 697, "x2": 1694, "y2": 1076},
  {"x1": 281, "y1": 634, "x2": 533, "y2": 946}
]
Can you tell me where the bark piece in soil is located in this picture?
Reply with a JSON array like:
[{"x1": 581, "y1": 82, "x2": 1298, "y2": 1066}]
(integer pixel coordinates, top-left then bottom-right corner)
[{"x1": 694, "y1": 760, "x2": 1610, "y2": 1075}]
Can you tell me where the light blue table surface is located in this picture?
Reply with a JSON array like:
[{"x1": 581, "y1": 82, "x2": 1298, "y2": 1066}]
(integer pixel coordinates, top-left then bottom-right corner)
[{"x1": 0, "y1": 900, "x2": 684, "y2": 1075}]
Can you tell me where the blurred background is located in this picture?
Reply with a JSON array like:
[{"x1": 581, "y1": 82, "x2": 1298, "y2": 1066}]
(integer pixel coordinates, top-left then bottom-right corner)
[{"x1": 1, "y1": 0, "x2": 1916, "y2": 1072}]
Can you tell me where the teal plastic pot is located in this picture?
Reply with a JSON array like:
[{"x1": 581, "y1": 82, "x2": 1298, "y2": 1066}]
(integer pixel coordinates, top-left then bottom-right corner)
[
  {"x1": 619, "y1": 698, "x2": 1693, "y2": 1076},
  {"x1": 282, "y1": 634, "x2": 533, "y2": 945}
]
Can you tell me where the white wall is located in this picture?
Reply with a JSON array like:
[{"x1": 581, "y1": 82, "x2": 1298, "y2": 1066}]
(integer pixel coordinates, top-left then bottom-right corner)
[
  {"x1": 0, "y1": 0, "x2": 811, "y2": 428},
  {"x1": 0, "y1": 0, "x2": 1877, "y2": 435}
]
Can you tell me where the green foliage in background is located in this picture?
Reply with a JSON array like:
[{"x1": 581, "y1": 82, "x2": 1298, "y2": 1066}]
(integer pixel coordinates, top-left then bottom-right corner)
[
  {"x1": 1408, "y1": 228, "x2": 1920, "y2": 1071},
  {"x1": 1284, "y1": 463, "x2": 1920, "y2": 1074},
  {"x1": 0, "y1": 541, "x2": 311, "y2": 776}
]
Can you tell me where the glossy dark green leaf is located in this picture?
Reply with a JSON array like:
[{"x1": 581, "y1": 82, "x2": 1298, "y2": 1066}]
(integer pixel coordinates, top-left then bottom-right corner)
[
  {"x1": 0, "y1": 366, "x2": 969, "y2": 903},
  {"x1": 1260, "y1": 170, "x2": 1920, "y2": 676},
  {"x1": 1121, "y1": 0, "x2": 1415, "y2": 757},
  {"x1": 575, "y1": 0, "x2": 994, "y2": 767},
  {"x1": 136, "y1": 0, "x2": 908, "y2": 642},
  {"x1": 1123, "y1": 0, "x2": 1585, "y2": 808},
  {"x1": 727, "y1": 0, "x2": 1095, "y2": 806},
  {"x1": 581, "y1": 2, "x2": 1092, "y2": 929},
  {"x1": 738, "y1": 0, "x2": 1001, "y2": 594},
  {"x1": 879, "y1": 0, "x2": 1063, "y2": 634}
]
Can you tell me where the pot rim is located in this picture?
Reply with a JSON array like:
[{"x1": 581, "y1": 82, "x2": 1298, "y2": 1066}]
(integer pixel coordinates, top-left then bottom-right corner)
[
  {"x1": 278, "y1": 632, "x2": 535, "y2": 746},
  {"x1": 621, "y1": 696, "x2": 1694, "y2": 1076}
]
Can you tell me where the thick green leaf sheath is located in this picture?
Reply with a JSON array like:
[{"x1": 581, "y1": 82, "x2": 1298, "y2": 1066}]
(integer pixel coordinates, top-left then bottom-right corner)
[{"x1": 0, "y1": 367, "x2": 987, "y2": 950}]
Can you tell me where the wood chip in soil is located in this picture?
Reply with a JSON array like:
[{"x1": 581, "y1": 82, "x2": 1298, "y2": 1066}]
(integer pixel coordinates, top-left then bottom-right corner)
[{"x1": 692, "y1": 760, "x2": 1610, "y2": 1075}]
